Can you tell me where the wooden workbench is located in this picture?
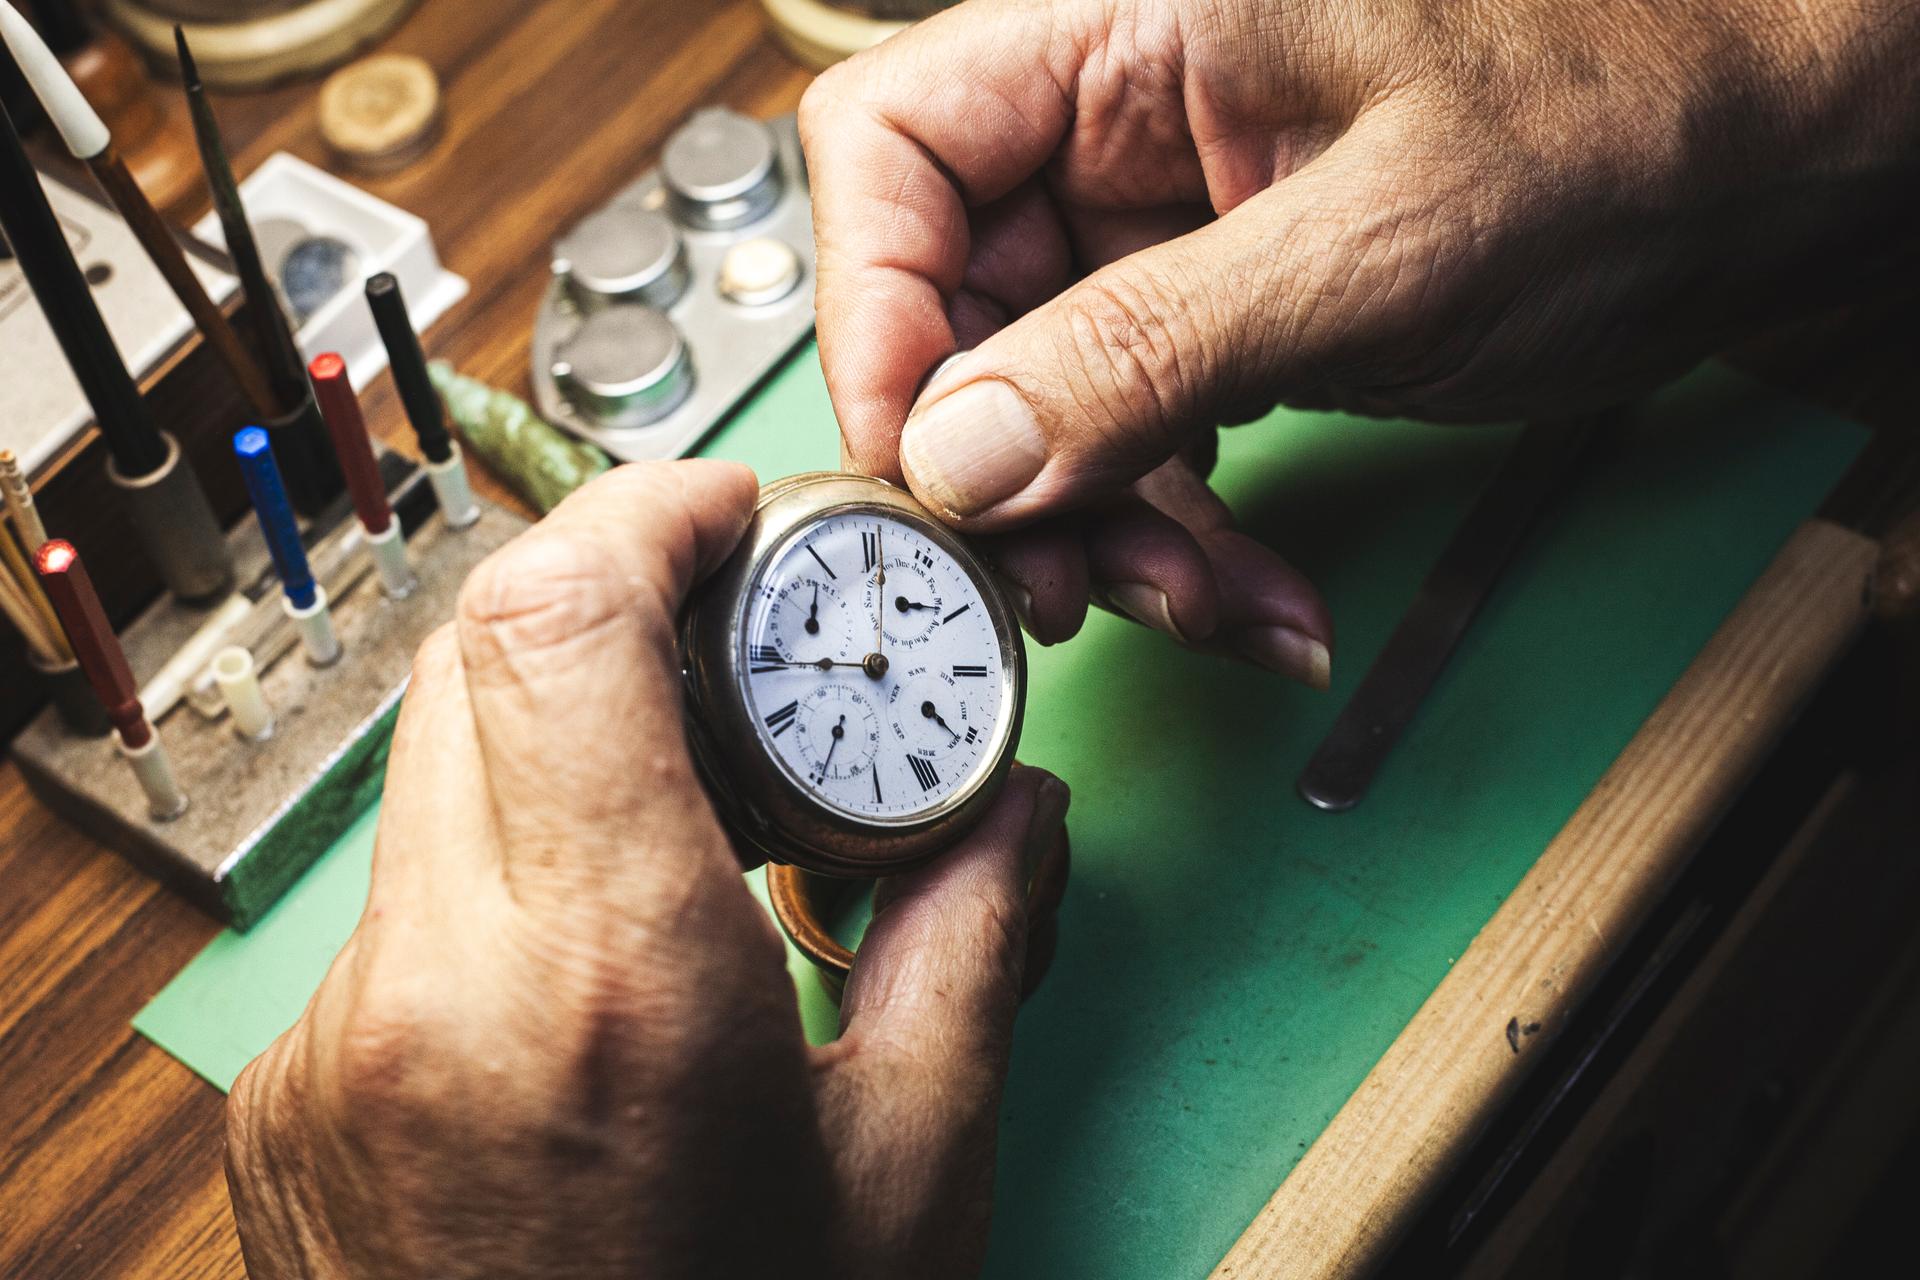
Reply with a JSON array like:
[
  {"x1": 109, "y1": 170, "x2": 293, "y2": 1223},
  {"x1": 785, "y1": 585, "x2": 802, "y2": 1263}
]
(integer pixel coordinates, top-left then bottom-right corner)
[
  {"x1": 3, "y1": 4, "x2": 1917, "y2": 1277},
  {"x1": 0, "y1": 3, "x2": 805, "y2": 1274}
]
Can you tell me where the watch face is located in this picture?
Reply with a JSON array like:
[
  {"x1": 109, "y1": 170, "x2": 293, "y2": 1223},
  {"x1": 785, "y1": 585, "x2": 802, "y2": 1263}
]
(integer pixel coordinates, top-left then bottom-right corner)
[{"x1": 739, "y1": 508, "x2": 1012, "y2": 824}]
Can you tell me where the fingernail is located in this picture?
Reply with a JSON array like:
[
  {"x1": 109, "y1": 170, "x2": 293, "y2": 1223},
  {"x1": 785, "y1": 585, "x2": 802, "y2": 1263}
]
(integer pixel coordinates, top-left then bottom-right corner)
[
  {"x1": 1023, "y1": 776, "x2": 1071, "y2": 876},
  {"x1": 900, "y1": 380, "x2": 1046, "y2": 518},
  {"x1": 1104, "y1": 582, "x2": 1188, "y2": 644},
  {"x1": 1230, "y1": 626, "x2": 1332, "y2": 689}
]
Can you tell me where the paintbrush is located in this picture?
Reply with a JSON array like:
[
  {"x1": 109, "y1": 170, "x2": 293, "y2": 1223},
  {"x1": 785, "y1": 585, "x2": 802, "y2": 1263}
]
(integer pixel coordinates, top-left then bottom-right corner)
[
  {"x1": 0, "y1": 517, "x2": 62, "y2": 650},
  {"x1": 175, "y1": 23, "x2": 342, "y2": 516},
  {"x1": 0, "y1": 95, "x2": 231, "y2": 601},
  {"x1": 1, "y1": 2, "x2": 279, "y2": 418},
  {"x1": 0, "y1": 447, "x2": 68, "y2": 659},
  {"x1": 0, "y1": 449, "x2": 49, "y2": 551},
  {"x1": 0, "y1": 543, "x2": 64, "y2": 665}
]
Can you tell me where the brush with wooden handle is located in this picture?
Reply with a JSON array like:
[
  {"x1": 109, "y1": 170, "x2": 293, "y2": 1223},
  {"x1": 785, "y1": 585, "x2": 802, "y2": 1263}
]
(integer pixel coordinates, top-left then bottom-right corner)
[{"x1": 1, "y1": 1, "x2": 281, "y2": 419}]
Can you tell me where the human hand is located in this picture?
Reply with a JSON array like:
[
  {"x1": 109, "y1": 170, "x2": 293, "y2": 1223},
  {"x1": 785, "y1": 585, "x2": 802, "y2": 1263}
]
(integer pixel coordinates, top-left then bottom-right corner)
[
  {"x1": 802, "y1": 0, "x2": 1915, "y2": 681},
  {"x1": 224, "y1": 461, "x2": 1071, "y2": 1279}
]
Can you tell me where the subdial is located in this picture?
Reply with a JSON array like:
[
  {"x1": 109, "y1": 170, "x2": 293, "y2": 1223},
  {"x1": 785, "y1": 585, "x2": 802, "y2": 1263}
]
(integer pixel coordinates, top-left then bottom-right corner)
[
  {"x1": 867, "y1": 558, "x2": 944, "y2": 649},
  {"x1": 796, "y1": 685, "x2": 880, "y2": 786},
  {"x1": 886, "y1": 669, "x2": 978, "y2": 760},
  {"x1": 767, "y1": 577, "x2": 854, "y2": 663}
]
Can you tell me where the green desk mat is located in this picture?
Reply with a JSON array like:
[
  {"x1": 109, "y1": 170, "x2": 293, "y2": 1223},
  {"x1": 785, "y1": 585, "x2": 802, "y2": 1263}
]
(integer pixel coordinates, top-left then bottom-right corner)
[{"x1": 135, "y1": 349, "x2": 1865, "y2": 1278}]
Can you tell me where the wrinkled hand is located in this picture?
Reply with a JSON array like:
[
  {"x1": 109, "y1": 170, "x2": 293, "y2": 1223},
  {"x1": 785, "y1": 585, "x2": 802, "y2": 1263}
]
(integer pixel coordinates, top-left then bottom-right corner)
[
  {"x1": 803, "y1": 0, "x2": 1915, "y2": 681},
  {"x1": 224, "y1": 461, "x2": 1070, "y2": 1279}
]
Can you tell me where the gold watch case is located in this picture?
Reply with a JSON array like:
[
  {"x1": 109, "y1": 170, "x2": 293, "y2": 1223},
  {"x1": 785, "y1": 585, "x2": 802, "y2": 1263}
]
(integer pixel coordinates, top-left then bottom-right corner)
[{"x1": 680, "y1": 472, "x2": 1026, "y2": 875}]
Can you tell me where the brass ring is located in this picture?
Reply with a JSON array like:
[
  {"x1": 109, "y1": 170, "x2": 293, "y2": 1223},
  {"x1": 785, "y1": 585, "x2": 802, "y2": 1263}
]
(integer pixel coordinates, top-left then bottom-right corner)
[{"x1": 767, "y1": 826, "x2": 1070, "y2": 1004}]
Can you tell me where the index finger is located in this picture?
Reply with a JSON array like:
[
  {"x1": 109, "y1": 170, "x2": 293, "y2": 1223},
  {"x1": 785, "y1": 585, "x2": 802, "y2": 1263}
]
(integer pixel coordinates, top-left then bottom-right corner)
[
  {"x1": 453, "y1": 459, "x2": 758, "y2": 919},
  {"x1": 799, "y1": 0, "x2": 1078, "y2": 476}
]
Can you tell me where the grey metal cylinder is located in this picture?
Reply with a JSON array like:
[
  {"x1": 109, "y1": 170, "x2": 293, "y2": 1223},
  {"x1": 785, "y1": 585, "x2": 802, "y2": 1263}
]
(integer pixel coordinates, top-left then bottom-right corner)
[
  {"x1": 554, "y1": 204, "x2": 689, "y2": 311},
  {"x1": 550, "y1": 305, "x2": 694, "y2": 428},
  {"x1": 661, "y1": 108, "x2": 783, "y2": 230},
  {"x1": 107, "y1": 430, "x2": 233, "y2": 603}
]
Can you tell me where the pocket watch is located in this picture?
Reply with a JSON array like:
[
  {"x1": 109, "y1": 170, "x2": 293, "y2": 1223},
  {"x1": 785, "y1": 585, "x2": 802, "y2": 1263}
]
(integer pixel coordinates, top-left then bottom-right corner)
[{"x1": 681, "y1": 472, "x2": 1026, "y2": 875}]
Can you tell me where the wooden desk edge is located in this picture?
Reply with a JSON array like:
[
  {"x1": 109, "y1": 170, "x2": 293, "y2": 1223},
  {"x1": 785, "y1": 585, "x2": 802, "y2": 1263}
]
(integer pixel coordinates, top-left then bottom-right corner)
[{"x1": 1211, "y1": 516, "x2": 1881, "y2": 1280}]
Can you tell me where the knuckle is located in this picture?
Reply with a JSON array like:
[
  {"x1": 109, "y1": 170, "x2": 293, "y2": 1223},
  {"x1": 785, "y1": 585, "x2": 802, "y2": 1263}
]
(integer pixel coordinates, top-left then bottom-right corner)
[
  {"x1": 225, "y1": 1053, "x2": 281, "y2": 1155},
  {"x1": 225, "y1": 1029, "x2": 322, "y2": 1189},
  {"x1": 457, "y1": 532, "x2": 652, "y2": 662},
  {"x1": 797, "y1": 65, "x2": 850, "y2": 142},
  {"x1": 1057, "y1": 269, "x2": 1204, "y2": 464},
  {"x1": 325, "y1": 989, "x2": 446, "y2": 1130},
  {"x1": 927, "y1": 881, "x2": 1026, "y2": 1010},
  {"x1": 408, "y1": 622, "x2": 460, "y2": 684}
]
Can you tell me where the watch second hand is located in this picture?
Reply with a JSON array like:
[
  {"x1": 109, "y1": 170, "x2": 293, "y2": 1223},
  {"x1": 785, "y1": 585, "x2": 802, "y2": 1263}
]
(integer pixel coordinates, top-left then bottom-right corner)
[
  {"x1": 874, "y1": 527, "x2": 885, "y2": 658},
  {"x1": 814, "y1": 714, "x2": 846, "y2": 782}
]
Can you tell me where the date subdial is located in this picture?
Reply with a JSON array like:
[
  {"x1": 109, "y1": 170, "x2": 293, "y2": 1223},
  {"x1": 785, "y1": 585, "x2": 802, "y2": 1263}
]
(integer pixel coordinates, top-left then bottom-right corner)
[
  {"x1": 867, "y1": 558, "x2": 944, "y2": 648},
  {"x1": 887, "y1": 669, "x2": 979, "y2": 761},
  {"x1": 796, "y1": 686, "x2": 881, "y2": 786},
  {"x1": 767, "y1": 577, "x2": 854, "y2": 663}
]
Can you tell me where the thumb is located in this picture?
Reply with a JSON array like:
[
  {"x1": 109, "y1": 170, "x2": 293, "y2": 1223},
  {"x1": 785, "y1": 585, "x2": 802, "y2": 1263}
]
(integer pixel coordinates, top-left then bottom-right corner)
[
  {"x1": 896, "y1": 140, "x2": 1381, "y2": 531},
  {"x1": 812, "y1": 766, "x2": 1069, "y2": 1264}
]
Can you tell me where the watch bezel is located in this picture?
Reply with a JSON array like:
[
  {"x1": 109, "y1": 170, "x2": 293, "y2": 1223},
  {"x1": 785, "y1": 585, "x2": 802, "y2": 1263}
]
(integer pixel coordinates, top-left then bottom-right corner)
[{"x1": 682, "y1": 473, "x2": 1026, "y2": 875}]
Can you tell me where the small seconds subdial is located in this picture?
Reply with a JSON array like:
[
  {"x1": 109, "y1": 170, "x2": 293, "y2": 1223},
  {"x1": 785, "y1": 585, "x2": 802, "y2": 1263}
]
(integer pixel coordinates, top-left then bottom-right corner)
[
  {"x1": 740, "y1": 510, "x2": 1009, "y2": 822},
  {"x1": 795, "y1": 686, "x2": 879, "y2": 786}
]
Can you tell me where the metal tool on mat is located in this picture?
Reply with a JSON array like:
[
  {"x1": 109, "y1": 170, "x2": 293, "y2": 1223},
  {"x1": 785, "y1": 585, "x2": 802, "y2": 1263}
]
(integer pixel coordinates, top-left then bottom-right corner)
[{"x1": 1297, "y1": 415, "x2": 1605, "y2": 812}]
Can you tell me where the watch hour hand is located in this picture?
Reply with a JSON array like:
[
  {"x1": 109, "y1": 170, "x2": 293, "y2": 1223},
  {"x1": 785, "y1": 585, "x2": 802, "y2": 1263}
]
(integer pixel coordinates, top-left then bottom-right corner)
[
  {"x1": 750, "y1": 645, "x2": 863, "y2": 672},
  {"x1": 921, "y1": 700, "x2": 960, "y2": 743}
]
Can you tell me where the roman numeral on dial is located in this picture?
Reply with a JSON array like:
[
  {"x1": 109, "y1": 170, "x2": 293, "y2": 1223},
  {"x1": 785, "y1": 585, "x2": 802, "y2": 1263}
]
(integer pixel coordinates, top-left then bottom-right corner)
[
  {"x1": 953, "y1": 664, "x2": 988, "y2": 678},
  {"x1": 862, "y1": 530, "x2": 878, "y2": 573},
  {"x1": 749, "y1": 644, "x2": 783, "y2": 671},
  {"x1": 908, "y1": 755, "x2": 941, "y2": 792},
  {"x1": 764, "y1": 701, "x2": 798, "y2": 737}
]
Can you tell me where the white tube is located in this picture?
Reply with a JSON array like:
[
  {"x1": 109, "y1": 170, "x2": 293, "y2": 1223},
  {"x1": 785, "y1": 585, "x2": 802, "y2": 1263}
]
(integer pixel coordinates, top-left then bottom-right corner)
[
  {"x1": 284, "y1": 586, "x2": 342, "y2": 667},
  {"x1": 212, "y1": 646, "x2": 274, "y2": 739},
  {"x1": 365, "y1": 521, "x2": 416, "y2": 599},
  {"x1": 117, "y1": 732, "x2": 188, "y2": 820},
  {"x1": 137, "y1": 593, "x2": 253, "y2": 721},
  {"x1": 426, "y1": 444, "x2": 479, "y2": 530}
]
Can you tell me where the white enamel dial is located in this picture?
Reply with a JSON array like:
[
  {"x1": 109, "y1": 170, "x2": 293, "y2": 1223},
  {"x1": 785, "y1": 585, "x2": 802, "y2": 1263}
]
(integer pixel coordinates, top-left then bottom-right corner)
[{"x1": 740, "y1": 510, "x2": 1009, "y2": 823}]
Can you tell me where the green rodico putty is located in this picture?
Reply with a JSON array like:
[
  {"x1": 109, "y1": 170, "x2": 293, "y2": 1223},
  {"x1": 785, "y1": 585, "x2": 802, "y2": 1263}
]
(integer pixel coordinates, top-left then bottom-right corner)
[{"x1": 428, "y1": 361, "x2": 612, "y2": 514}]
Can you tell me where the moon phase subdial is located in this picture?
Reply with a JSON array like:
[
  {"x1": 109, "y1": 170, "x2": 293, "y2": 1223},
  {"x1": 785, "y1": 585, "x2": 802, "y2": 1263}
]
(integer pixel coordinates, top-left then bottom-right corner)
[{"x1": 796, "y1": 685, "x2": 880, "y2": 786}]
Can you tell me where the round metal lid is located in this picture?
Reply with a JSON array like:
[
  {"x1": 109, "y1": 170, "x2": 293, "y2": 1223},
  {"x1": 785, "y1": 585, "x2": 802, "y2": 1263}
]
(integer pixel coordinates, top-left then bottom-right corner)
[
  {"x1": 550, "y1": 305, "x2": 693, "y2": 426},
  {"x1": 553, "y1": 204, "x2": 686, "y2": 306},
  {"x1": 661, "y1": 108, "x2": 782, "y2": 228}
]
